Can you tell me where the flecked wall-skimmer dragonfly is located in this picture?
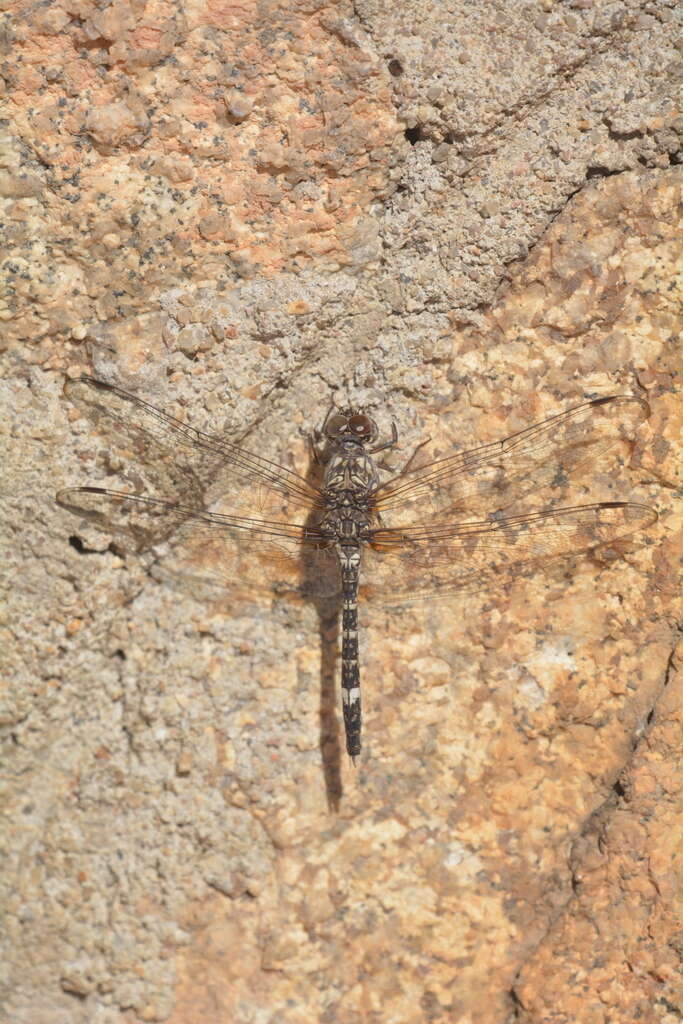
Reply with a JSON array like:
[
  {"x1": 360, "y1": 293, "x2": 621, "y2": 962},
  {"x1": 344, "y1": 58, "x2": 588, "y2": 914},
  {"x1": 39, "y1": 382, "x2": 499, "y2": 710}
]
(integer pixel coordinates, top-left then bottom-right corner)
[{"x1": 57, "y1": 378, "x2": 657, "y2": 762}]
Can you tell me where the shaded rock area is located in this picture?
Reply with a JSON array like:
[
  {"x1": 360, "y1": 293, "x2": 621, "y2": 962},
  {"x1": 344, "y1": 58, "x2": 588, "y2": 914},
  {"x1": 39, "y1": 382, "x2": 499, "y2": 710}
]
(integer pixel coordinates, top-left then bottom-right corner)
[{"x1": 1, "y1": 1, "x2": 681, "y2": 1023}]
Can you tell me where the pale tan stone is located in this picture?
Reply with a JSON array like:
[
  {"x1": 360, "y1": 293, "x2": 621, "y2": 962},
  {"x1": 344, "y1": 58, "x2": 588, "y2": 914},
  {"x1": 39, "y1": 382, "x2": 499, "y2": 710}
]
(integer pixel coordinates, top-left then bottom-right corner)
[{"x1": 2, "y1": 3, "x2": 681, "y2": 1023}]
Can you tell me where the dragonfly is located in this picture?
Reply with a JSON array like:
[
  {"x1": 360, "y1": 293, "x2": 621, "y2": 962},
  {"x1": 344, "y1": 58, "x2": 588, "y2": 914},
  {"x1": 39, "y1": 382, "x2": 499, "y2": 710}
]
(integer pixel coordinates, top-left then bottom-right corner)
[{"x1": 57, "y1": 378, "x2": 657, "y2": 762}]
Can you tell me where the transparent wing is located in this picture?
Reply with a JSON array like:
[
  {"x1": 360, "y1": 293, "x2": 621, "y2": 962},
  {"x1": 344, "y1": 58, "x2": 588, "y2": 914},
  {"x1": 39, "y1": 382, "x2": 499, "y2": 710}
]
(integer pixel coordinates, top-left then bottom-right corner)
[
  {"x1": 57, "y1": 486, "x2": 340, "y2": 601},
  {"x1": 63, "y1": 377, "x2": 323, "y2": 514},
  {"x1": 372, "y1": 396, "x2": 649, "y2": 523},
  {"x1": 361, "y1": 501, "x2": 657, "y2": 607}
]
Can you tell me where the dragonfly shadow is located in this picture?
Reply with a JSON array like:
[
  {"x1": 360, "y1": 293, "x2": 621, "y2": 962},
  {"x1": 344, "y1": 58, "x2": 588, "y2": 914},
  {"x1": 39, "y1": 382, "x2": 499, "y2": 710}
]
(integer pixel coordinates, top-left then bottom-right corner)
[{"x1": 300, "y1": 446, "x2": 344, "y2": 812}]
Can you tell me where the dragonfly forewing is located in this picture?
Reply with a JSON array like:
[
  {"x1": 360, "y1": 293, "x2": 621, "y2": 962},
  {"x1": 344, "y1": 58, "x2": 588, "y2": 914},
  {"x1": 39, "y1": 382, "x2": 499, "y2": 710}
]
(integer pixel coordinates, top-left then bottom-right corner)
[
  {"x1": 372, "y1": 395, "x2": 649, "y2": 525},
  {"x1": 63, "y1": 377, "x2": 323, "y2": 518}
]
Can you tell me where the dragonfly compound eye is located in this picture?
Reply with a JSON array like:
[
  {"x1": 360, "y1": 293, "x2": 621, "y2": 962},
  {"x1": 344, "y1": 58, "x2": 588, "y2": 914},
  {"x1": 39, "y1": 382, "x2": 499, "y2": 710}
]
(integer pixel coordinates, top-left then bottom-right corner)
[
  {"x1": 347, "y1": 415, "x2": 374, "y2": 438},
  {"x1": 326, "y1": 414, "x2": 349, "y2": 437}
]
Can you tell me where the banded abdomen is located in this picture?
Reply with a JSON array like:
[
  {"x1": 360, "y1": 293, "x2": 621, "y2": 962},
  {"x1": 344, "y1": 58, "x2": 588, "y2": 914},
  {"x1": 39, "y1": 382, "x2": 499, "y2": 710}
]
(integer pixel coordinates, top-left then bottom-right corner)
[{"x1": 338, "y1": 542, "x2": 362, "y2": 760}]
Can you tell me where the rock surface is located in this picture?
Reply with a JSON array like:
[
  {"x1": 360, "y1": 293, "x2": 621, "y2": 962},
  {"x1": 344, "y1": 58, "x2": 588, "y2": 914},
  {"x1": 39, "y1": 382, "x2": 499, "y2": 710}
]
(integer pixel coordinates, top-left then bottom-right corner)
[{"x1": 1, "y1": 1, "x2": 681, "y2": 1022}]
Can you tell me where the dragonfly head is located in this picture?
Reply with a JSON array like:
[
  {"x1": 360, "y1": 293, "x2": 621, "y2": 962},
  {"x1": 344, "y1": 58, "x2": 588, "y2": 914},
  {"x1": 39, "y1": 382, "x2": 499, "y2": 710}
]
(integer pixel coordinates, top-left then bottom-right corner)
[{"x1": 324, "y1": 410, "x2": 379, "y2": 449}]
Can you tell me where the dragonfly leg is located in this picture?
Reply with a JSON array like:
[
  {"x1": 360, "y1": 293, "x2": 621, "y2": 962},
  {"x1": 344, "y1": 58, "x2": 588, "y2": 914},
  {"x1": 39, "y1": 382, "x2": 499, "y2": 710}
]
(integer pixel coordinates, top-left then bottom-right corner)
[
  {"x1": 368, "y1": 420, "x2": 399, "y2": 455},
  {"x1": 309, "y1": 433, "x2": 323, "y2": 465},
  {"x1": 377, "y1": 435, "x2": 433, "y2": 486},
  {"x1": 310, "y1": 402, "x2": 340, "y2": 463},
  {"x1": 318, "y1": 402, "x2": 338, "y2": 435}
]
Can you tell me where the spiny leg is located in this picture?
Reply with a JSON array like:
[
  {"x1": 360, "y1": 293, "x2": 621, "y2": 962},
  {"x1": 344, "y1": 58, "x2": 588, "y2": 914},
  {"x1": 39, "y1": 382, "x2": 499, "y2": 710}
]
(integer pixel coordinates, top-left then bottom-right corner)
[
  {"x1": 310, "y1": 401, "x2": 339, "y2": 464},
  {"x1": 376, "y1": 435, "x2": 432, "y2": 488},
  {"x1": 368, "y1": 421, "x2": 398, "y2": 455}
]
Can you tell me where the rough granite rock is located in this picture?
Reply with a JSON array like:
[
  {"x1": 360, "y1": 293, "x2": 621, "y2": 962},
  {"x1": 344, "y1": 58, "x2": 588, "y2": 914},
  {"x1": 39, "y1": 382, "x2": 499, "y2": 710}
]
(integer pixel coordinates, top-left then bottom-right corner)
[{"x1": 1, "y1": 1, "x2": 681, "y2": 1023}]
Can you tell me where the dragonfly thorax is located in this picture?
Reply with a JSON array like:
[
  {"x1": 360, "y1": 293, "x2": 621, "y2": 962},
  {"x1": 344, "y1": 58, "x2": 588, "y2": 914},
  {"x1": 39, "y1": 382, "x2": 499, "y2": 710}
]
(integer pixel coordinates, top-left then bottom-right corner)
[
  {"x1": 323, "y1": 450, "x2": 379, "y2": 503},
  {"x1": 318, "y1": 450, "x2": 379, "y2": 546}
]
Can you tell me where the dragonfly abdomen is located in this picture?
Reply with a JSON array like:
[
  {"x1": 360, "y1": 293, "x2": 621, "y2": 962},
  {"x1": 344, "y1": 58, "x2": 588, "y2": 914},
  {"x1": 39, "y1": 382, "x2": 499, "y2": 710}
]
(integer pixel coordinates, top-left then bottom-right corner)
[{"x1": 338, "y1": 542, "x2": 362, "y2": 761}]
